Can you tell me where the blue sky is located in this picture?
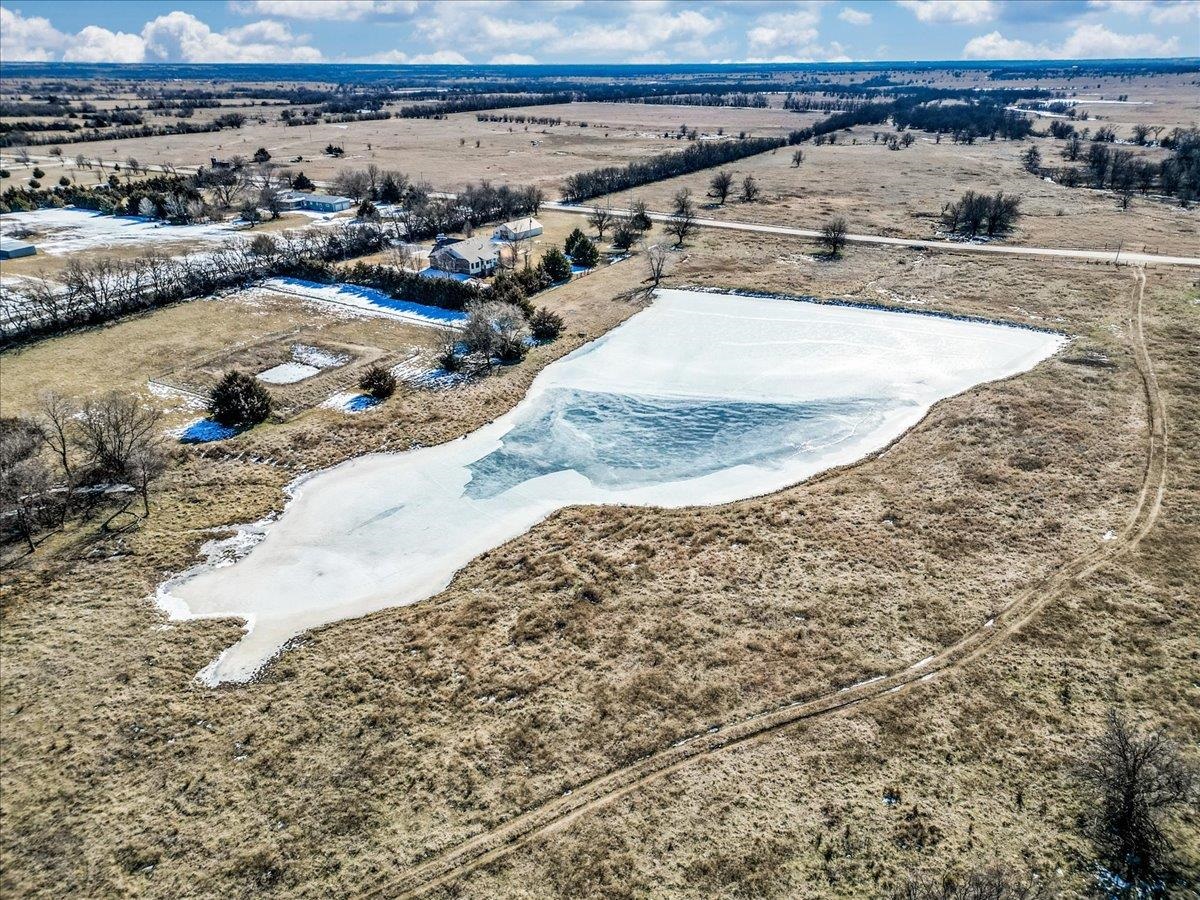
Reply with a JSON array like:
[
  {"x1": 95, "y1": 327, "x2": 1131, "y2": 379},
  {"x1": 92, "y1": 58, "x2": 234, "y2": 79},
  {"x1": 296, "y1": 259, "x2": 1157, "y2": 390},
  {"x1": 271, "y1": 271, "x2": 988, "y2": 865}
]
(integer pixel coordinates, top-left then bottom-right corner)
[{"x1": 1, "y1": 1, "x2": 1196, "y2": 65}]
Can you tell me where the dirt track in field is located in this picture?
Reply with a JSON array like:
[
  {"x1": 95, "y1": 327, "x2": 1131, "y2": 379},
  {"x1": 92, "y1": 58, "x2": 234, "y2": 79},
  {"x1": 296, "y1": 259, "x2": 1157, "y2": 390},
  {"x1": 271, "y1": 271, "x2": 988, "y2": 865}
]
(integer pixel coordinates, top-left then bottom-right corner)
[{"x1": 374, "y1": 266, "x2": 1166, "y2": 899}]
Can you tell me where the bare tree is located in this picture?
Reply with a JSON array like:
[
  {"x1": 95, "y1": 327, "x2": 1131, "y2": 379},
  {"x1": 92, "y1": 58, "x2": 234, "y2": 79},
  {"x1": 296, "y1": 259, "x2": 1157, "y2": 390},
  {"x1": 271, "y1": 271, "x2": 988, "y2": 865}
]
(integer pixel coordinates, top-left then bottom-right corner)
[
  {"x1": 1, "y1": 417, "x2": 53, "y2": 552},
  {"x1": 791, "y1": 149, "x2": 804, "y2": 167},
  {"x1": 665, "y1": 188, "x2": 697, "y2": 247},
  {"x1": 740, "y1": 174, "x2": 760, "y2": 202},
  {"x1": 37, "y1": 392, "x2": 78, "y2": 526},
  {"x1": 642, "y1": 242, "x2": 670, "y2": 290},
  {"x1": 820, "y1": 217, "x2": 848, "y2": 257},
  {"x1": 708, "y1": 170, "x2": 734, "y2": 204},
  {"x1": 1079, "y1": 709, "x2": 1197, "y2": 887},
  {"x1": 14, "y1": 147, "x2": 30, "y2": 165},
  {"x1": 252, "y1": 166, "x2": 288, "y2": 220},
  {"x1": 587, "y1": 204, "x2": 615, "y2": 240}
]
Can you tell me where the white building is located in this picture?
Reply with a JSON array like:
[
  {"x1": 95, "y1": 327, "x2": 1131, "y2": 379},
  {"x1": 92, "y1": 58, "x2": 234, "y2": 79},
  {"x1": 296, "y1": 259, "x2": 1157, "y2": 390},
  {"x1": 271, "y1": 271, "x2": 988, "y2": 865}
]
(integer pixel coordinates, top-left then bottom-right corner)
[{"x1": 493, "y1": 217, "x2": 544, "y2": 242}]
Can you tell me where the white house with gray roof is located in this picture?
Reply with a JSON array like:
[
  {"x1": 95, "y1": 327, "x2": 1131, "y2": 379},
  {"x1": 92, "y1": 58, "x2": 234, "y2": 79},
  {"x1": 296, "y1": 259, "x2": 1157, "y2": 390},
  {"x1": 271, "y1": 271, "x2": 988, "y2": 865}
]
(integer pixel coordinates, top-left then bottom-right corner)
[{"x1": 429, "y1": 237, "x2": 498, "y2": 276}]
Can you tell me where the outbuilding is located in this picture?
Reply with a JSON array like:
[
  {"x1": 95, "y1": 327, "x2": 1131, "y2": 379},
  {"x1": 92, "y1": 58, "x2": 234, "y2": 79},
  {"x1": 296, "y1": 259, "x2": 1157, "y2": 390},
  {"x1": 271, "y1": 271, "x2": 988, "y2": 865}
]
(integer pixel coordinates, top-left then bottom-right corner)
[
  {"x1": 0, "y1": 236, "x2": 37, "y2": 260},
  {"x1": 493, "y1": 217, "x2": 544, "y2": 242}
]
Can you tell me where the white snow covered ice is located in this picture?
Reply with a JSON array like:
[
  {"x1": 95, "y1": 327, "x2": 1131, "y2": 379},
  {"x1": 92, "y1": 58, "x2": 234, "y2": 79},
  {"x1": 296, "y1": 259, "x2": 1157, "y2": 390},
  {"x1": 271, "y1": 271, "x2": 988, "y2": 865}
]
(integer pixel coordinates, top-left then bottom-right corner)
[{"x1": 159, "y1": 289, "x2": 1066, "y2": 684}]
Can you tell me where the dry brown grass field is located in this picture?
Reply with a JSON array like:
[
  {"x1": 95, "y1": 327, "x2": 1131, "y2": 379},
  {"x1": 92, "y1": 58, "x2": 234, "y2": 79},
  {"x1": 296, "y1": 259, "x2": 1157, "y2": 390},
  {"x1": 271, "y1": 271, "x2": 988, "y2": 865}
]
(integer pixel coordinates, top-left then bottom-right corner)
[
  {"x1": 591, "y1": 129, "x2": 1198, "y2": 257},
  {"x1": 4, "y1": 107, "x2": 757, "y2": 193},
  {"x1": 2, "y1": 63, "x2": 1198, "y2": 900},
  {"x1": 3, "y1": 209, "x2": 1196, "y2": 896}
]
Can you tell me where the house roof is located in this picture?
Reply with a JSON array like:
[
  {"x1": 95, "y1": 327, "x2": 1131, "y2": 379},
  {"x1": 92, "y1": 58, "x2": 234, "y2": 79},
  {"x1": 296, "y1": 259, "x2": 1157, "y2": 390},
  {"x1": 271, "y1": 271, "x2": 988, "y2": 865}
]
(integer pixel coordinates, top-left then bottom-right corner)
[
  {"x1": 497, "y1": 216, "x2": 542, "y2": 234},
  {"x1": 434, "y1": 236, "x2": 497, "y2": 265},
  {"x1": 285, "y1": 192, "x2": 352, "y2": 205},
  {"x1": 0, "y1": 236, "x2": 34, "y2": 252}
]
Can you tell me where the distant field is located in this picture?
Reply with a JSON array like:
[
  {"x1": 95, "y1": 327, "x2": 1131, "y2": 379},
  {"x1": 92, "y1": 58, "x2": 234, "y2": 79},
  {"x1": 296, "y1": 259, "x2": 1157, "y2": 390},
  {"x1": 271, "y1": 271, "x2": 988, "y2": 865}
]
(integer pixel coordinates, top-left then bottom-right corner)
[
  {"x1": 3, "y1": 108, "x2": 757, "y2": 195},
  {"x1": 590, "y1": 128, "x2": 1198, "y2": 258}
]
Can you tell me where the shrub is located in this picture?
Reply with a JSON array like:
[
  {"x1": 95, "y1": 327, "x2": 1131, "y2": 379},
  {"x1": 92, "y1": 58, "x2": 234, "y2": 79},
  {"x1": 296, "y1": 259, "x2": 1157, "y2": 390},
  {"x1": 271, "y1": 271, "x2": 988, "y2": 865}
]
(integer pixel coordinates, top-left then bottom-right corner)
[
  {"x1": 58, "y1": 176, "x2": 70, "y2": 187},
  {"x1": 291, "y1": 171, "x2": 315, "y2": 191},
  {"x1": 462, "y1": 301, "x2": 530, "y2": 363},
  {"x1": 0, "y1": 169, "x2": 9, "y2": 178},
  {"x1": 820, "y1": 217, "x2": 848, "y2": 256},
  {"x1": 208, "y1": 371, "x2": 272, "y2": 429},
  {"x1": 529, "y1": 307, "x2": 564, "y2": 341},
  {"x1": 563, "y1": 227, "x2": 587, "y2": 257},
  {"x1": 570, "y1": 236, "x2": 600, "y2": 269},
  {"x1": 31, "y1": 167, "x2": 45, "y2": 179},
  {"x1": 538, "y1": 246, "x2": 573, "y2": 283},
  {"x1": 358, "y1": 364, "x2": 396, "y2": 400},
  {"x1": 28, "y1": 180, "x2": 40, "y2": 189}
]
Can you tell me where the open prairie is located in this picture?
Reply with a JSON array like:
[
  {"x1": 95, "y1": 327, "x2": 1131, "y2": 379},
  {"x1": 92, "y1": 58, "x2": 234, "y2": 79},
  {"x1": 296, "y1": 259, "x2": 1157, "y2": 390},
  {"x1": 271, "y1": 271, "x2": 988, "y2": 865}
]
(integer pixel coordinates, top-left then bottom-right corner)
[
  {"x1": 2, "y1": 45, "x2": 1198, "y2": 900},
  {"x1": 590, "y1": 129, "x2": 1199, "y2": 257},
  {"x1": 4, "y1": 221, "x2": 1197, "y2": 895}
]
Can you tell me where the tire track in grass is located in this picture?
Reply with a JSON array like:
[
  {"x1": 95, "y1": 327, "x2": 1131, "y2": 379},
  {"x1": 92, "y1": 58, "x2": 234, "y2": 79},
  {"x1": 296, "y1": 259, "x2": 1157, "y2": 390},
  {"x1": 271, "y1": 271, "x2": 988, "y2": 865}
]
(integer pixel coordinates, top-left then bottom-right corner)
[{"x1": 377, "y1": 267, "x2": 1165, "y2": 899}]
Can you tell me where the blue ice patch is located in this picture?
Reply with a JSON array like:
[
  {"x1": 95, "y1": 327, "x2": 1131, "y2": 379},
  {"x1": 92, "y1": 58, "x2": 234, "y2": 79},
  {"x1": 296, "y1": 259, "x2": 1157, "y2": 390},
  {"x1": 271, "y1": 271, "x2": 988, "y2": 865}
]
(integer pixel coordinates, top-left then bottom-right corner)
[{"x1": 180, "y1": 419, "x2": 238, "y2": 443}]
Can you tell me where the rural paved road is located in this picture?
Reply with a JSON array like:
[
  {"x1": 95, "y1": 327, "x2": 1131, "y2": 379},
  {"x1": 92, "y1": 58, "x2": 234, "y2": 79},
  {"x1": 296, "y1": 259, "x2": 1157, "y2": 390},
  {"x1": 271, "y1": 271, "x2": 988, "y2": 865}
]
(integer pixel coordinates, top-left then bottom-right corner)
[
  {"x1": 375, "y1": 267, "x2": 1169, "y2": 899},
  {"x1": 541, "y1": 201, "x2": 1200, "y2": 268}
]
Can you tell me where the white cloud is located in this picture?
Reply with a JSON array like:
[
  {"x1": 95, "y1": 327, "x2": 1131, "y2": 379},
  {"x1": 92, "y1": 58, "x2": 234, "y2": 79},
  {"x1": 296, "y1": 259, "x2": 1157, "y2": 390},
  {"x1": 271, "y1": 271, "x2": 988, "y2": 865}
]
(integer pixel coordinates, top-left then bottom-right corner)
[
  {"x1": 63, "y1": 25, "x2": 146, "y2": 63},
  {"x1": 551, "y1": 7, "x2": 722, "y2": 56},
  {"x1": 838, "y1": 6, "x2": 873, "y2": 25},
  {"x1": 409, "y1": 49, "x2": 471, "y2": 64},
  {"x1": 962, "y1": 30, "x2": 1040, "y2": 58},
  {"x1": 478, "y1": 17, "x2": 562, "y2": 44},
  {"x1": 1, "y1": 5, "x2": 323, "y2": 63},
  {"x1": 1059, "y1": 21, "x2": 1180, "y2": 55},
  {"x1": 964, "y1": 22, "x2": 1180, "y2": 58},
  {"x1": 1, "y1": 6, "x2": 67, "y2": 61},
  {"x1": 142, "y1": 11, "x2": 322, "y2": 62},
  {"x1": 1087, "y1": 0, "x2": 1200, "y2": 25},
  {"x1": 746, "y1": 6, "x2": 823, "y2": 52},
  {"x1": 231, "y1": 0, "x2": 418, "y2": 20},
  {"x1": 490, "y1": 52, "x2": 538, "y2": 64},
  {"x1": 897, "y1": 0, "x2": 999, "y2": 24}
]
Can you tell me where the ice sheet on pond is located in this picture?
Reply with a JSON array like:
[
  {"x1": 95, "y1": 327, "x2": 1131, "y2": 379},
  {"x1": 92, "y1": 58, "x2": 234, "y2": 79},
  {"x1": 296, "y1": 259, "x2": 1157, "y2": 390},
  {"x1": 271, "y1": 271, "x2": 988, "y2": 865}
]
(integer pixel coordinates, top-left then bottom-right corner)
[{"x1": 159, "y1": 289, "x2": 1066, "y2": 684}]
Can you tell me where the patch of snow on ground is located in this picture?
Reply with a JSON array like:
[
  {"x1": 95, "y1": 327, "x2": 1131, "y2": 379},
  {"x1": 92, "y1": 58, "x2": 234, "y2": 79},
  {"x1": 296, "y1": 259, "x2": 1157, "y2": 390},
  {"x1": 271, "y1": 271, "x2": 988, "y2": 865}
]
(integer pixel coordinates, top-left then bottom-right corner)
[
  {"x1": 291, "y1": 343, "x2": 349, "y2": 368},
  {"x1": 322, "y1": 392, "x2": 380, "y2": 413},
  {"x1": 161, "y1": 289, "x2": 1066, "y2": 684},
  {"x1": 1102, "y1": 530, "x2": 1116, "y2": 542},
  {"x1": 257, "y1": 362, "x2": 321, "y2": 384},
  {"x1": 0, "y1": 207, "x2": 243, "y2": 255},
  {"x1": 391, "y1": 354, "x2": 472, "y2": 390},
  {"x1": 263, "y1": 277, "x2": 468, "y2": 328}
]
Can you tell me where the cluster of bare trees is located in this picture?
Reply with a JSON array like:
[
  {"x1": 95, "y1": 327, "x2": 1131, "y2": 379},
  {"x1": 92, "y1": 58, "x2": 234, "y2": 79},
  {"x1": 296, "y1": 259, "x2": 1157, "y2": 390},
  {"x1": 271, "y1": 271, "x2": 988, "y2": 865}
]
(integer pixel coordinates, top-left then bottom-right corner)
[
  {"x1": 941, "y1": 190, "x2": 1022, "y2": 238},
  {"x1": 707, "y1": 170, "x2": 761, "y2": 205},
  {"x1": 1046, "y1": 125, "x2": 1199, "y2": 206},
  {"x1": 1, "y1": 223, "x2": 387, "y2": 346},
  {"x1": 1, "y1": 393, "x2": 167, "y2": 549},
  {"x1": 327, "y1": 166, "x2": 542, "y2": 241}
]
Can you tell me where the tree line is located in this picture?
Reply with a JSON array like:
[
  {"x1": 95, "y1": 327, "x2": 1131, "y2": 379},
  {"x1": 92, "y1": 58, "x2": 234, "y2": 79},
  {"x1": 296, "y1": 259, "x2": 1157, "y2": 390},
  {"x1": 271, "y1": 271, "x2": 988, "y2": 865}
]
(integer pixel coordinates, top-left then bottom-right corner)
[
  {"x1": 0, "y1": 223, "x2": 386, "y2": 347},
  {"x1": 395, "y1": 92, "x2": 572, "y2": 119},
  {"x1": 0, "y1": 113, "x2": 246, "y2": 149},
  {"x1": 561, "y1": 136, "x2": 790, "y2": 202}
]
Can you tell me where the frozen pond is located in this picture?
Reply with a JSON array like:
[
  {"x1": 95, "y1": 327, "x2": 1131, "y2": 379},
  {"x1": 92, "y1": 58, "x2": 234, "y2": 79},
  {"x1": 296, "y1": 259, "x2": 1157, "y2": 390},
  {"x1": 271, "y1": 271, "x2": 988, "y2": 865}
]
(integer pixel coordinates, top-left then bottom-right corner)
[{"x1": 159, "y1": 289, "x2": 1065, "y2": 684}]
